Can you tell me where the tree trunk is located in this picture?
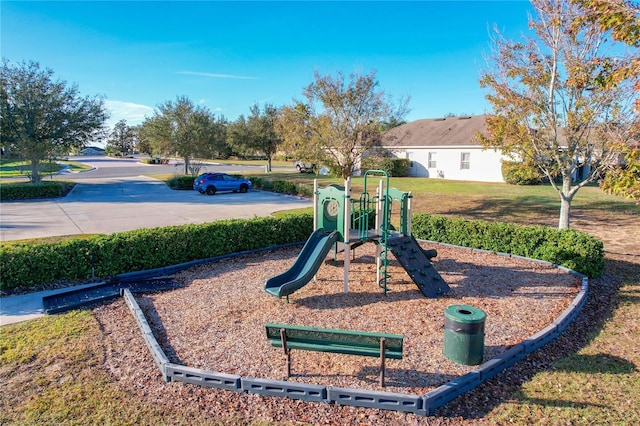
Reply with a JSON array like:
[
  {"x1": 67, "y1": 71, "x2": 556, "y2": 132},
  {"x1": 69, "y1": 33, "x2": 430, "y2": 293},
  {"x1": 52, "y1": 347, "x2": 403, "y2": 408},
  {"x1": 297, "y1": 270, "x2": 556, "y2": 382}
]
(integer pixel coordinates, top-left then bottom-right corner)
[
  {"x1": 558, "y1": 176, "x2": 574, "y2": 229},
  {"x1": 30, "y1": 159, "x2": 41, "y2": 184},
  {"x1": 184, "y1": 156, "x2": 189, "y2": 175},
  {"x1": 266, "y1": 156, "x2": 272, "y2": 173},
  {"x1": 558, "y1": 197, "x2": 571, "y2": 229}
]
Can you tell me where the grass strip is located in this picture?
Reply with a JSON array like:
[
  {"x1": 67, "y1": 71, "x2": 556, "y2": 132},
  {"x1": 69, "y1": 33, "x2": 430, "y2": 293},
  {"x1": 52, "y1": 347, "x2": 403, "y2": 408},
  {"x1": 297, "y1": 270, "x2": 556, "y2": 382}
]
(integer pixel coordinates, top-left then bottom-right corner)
[
  {"x1": 487, "y1": 271, "x2": 639, "y2": 425},
  {"x1": 0, "y1": 310, "x2": 241, "y2": 425}
]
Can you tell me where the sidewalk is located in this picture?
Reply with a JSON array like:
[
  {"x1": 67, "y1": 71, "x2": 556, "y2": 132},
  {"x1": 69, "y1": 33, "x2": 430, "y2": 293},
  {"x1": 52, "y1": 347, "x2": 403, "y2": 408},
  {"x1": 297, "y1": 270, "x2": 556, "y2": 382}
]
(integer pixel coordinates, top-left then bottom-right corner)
[{"x1": 0, "y1": 282, "x2": 105, "y2": 326}]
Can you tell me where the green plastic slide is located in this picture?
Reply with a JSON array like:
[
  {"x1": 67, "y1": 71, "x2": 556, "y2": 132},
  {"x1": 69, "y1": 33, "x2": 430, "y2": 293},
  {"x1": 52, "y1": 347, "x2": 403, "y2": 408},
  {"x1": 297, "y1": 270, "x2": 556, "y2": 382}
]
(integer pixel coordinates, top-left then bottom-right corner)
[{"x1": 264, "y1": 228, "x2": 339, "y2": 298}]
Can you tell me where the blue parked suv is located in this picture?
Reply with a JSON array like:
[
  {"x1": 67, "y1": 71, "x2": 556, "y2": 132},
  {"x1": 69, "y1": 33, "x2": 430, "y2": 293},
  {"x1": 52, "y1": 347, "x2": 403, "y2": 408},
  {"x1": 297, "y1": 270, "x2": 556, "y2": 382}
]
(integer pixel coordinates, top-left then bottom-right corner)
[{"x1": 193, "y1": 173, "x2": 252, "y2": 195}]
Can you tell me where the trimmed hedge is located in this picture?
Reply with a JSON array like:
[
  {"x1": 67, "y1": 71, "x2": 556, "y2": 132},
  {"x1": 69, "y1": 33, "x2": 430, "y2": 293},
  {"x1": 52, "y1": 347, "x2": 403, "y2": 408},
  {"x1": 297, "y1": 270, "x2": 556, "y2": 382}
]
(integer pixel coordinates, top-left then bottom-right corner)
[
  {"x1": 361, "y1": 158, "x2": 412, "y2": 177},
  {"x1": 167, "y1": 175, "x2": 195, "y2": 190},
  {"x1": 0, "y1": 181, "x2": 76, "y2": 201},
  {"x1": 412, "y1": 214, "x2": 604, "y2": 278},
  {"x1": 0, "y1": 211, "x2": 604, "y2": 290},
  {"x1": 140, "y1": 157, "x2": 169, "y2": 164},
  {"x1": 0, "y1": 214, "x2": 313, "y2": 290},
  {"x1": 248, "y1": 176, "x2": 314, "y2": 197}
]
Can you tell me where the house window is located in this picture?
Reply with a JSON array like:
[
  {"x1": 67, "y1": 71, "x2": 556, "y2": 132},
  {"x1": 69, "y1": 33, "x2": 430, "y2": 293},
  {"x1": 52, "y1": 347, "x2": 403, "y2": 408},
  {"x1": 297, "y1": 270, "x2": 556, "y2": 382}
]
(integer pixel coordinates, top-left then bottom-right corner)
[
  {"x1": 428, "y1": 152, "x2": 437, "y2": 169},
  {"x1": 460, "y1": 152, "x2": 471, "y2": 170}
]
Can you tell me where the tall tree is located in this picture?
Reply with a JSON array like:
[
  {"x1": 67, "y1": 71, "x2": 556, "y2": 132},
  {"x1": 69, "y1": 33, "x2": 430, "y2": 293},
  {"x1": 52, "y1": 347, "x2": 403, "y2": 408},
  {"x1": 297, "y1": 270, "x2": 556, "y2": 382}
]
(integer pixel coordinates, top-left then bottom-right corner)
[
  {"x1": 139, "y1": 114, "x2": 171, "y2": 158},
  {"x1": 0, "y1": 60, "x2": 108, "y2": 183},
  {"x1": 479, "y1": 0, "x2": 639, "y2": 228},
  {"x1": 106, "y1": 119, "x2": 137, "y2": 157},
  {"x1": 227, "y1": 103, "x2": 282, "y2": 172},
  {"x1": 199, "y1": 114, "x2": 229, "y2": 160},
  {"x1": 141, "y1": 96, "x2": 223, "y2": 174},
  {"x1": 575, "y1": 0, "x2": 640, "y2": 203},
  {"x1": 276, "y1": 70, "x2": 409, "y2": 179},
  {"x1": 600, "y1": 143, "x2": 639, "y2": 202},
  {"x1": 131, "y1": 124, "x2": 152, "y2": 155}
]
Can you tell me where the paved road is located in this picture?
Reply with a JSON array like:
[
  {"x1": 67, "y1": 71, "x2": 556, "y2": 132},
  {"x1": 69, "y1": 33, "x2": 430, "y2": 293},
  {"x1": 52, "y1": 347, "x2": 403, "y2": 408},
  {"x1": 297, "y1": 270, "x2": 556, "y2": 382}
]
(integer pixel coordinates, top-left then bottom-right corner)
[
  {"x1": 0, "y1": 156, "x2": 311, "y2": 242},
  {"x1": 62, "y1": 155, "x2": 270, "y2": 179}
]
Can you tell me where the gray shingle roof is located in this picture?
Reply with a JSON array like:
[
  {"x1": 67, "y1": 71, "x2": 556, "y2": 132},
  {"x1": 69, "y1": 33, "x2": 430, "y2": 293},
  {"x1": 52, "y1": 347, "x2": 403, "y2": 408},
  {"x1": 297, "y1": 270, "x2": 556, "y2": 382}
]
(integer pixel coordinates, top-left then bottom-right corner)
[{"x1": 382, "y1": 115, "x2": 488, "y2": 147}]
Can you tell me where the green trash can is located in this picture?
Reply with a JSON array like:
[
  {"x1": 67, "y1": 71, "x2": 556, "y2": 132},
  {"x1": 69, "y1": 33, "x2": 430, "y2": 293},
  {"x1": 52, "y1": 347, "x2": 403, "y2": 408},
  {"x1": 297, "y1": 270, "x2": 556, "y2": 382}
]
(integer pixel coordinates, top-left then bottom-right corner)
[{"x1": 443, "y1": 305, "x2": 486, "y2": 365}]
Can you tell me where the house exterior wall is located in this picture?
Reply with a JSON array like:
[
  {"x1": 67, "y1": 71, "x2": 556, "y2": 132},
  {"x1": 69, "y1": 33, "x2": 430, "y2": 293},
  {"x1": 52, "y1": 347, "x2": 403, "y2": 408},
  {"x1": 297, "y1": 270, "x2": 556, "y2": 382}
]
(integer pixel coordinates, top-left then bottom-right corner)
[
  {"x1": 391, "y1": 146, "x2": 506, "y2": 182},
  {"x1": 80, "y1": 147, "x2": 106, "y2": 156}
]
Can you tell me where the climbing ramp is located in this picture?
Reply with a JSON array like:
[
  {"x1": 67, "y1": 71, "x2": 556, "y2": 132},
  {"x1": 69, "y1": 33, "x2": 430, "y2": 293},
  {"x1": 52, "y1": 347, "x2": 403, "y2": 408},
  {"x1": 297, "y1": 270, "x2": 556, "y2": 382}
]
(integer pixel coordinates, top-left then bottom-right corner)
[{"x1": 386, "y1": 235, "x2": 450, "y2": 298}]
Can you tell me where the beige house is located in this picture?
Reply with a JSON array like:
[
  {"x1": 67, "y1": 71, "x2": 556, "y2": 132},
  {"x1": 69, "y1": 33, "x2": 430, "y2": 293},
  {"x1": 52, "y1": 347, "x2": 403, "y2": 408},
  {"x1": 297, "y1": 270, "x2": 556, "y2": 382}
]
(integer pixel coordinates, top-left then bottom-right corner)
[{"x1": 381, "y1": 115, "x2": 507, "y2": 182}]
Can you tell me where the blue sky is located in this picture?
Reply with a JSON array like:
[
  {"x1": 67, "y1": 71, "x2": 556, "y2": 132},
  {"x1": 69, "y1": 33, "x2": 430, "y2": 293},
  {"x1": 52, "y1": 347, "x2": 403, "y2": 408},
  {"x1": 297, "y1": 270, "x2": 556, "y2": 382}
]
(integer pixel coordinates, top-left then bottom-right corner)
[{"x1": 2, "y1": 1, "x2": 534, "y2": 129}]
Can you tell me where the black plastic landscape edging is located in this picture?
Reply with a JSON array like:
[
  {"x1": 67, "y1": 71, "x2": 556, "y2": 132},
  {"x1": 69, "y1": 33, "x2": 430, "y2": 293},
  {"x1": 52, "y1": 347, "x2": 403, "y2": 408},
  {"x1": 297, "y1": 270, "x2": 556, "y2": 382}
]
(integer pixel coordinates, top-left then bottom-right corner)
[
  {"x1": 118, "y1": 240, "x2": 588, "y2": 417},
  {"x1": 121, "y1": 288, "x2": 170, "y2": 379},
  {"x1": 43, "y1": 278, "x2": 181, "y2": 314}
]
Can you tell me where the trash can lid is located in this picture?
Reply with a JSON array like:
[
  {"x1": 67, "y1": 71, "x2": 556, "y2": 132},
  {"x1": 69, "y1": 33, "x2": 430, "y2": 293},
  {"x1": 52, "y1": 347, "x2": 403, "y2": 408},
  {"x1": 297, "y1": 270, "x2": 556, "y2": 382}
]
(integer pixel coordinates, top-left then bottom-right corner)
[{"x1": 444, "y1": 305, "x2": 486, "y2": 324}]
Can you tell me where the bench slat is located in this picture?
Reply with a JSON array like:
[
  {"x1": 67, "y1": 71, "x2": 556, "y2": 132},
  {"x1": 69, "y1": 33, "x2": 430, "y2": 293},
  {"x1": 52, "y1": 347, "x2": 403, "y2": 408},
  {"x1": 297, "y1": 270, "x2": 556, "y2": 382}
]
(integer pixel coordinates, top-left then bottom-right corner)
[
  {"x1": 265, "y1": 323, "x2": 404, "y2": 359},
  {"x1": 267, "y1": 339, "x2": 403, "y2": 359}
]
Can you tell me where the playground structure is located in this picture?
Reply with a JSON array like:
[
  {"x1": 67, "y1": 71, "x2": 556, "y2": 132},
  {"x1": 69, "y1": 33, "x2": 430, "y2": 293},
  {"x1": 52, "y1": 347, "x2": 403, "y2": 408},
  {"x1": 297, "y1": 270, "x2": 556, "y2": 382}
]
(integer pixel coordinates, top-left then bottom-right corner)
[
  {"x1": 39, "y1": 198, "x2": 591, "y2": 416},
  {"x1": 264, "y1": 170, "x2": 450, "y2": 299},
  {"x1": 38, "y1": 242, "x2": 591, "y2": 417}
]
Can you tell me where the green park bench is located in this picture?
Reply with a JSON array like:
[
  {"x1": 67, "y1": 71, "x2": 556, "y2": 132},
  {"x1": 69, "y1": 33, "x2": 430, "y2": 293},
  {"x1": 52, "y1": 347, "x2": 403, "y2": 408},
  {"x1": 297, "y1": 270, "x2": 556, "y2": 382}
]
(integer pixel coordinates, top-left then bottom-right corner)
[{"x1": 265, "y1": 323, "x2": 404, "y2": 387}]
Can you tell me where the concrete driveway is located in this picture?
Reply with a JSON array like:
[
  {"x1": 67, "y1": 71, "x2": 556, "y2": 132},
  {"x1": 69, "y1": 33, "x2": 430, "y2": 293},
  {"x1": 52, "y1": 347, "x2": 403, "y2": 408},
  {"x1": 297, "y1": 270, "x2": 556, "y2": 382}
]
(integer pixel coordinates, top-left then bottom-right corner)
[{"x1": 0, "y1": 157, "x2": 311, "y2": 241}]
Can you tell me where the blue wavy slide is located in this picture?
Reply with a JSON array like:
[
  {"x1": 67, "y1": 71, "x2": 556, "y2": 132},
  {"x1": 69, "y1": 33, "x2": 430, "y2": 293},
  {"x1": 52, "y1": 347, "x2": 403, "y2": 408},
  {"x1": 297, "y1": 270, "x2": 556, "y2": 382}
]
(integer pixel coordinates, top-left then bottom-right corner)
[{"x1": 264, "y1": 228, "x2": 339, "y2": 298}]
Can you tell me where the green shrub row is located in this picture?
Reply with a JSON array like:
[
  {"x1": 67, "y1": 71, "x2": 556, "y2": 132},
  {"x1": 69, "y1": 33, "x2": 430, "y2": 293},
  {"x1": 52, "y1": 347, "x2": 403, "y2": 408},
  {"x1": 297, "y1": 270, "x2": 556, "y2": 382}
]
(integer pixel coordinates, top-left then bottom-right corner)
[
  {"x1": 248, "y1": 176, "x2": 314, "y2": 197},
  {"x1": 0, "y1": 181, "x2": 76, "y2": 201},
  {"x1": 0, "y1": 214, "x2": 314, "y2": 290},
  {"x1": 361, "y1": 158, "x2": 412, "y2": 177},
  {"x1": 0, "y1": 210, "x2": 604, "y2": 289},
  {"x1": 167, "y1": 175, "x2": 195, "y2": 190},
  {"x1": 411, "y1": 213, "x2": 604, "y2": 278},
  {"x1": 140, "y1": 157, "x2": 169, "y2": 165}
]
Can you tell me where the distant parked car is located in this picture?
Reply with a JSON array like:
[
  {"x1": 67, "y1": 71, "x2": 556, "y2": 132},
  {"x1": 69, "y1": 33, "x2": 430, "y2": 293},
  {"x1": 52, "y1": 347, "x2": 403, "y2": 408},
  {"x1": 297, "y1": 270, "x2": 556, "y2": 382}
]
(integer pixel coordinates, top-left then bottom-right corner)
[
  {"x1": 295, "y1": 160, "x2": 316, "y2": 173},
  {"x1": 193, "y1": 173, "x2": 252, "y2": 195}
]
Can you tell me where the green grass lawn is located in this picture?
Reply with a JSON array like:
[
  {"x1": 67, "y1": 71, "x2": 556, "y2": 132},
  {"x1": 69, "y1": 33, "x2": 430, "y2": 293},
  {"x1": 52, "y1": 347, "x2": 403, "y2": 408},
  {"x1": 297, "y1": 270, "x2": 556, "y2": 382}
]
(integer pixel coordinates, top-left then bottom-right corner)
[
  {"x1": 0, "y1": 311, "x2": 218, "y2": 425},
  {"x1": 0, "y1": 159, "x2": 93, "y2": 178},
  {"x1": 247, "y1": 172, "x2": 638, "y2": 226},
  {"x1": 176, "y1": 168, "x2": 638, "y2": 212}
]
